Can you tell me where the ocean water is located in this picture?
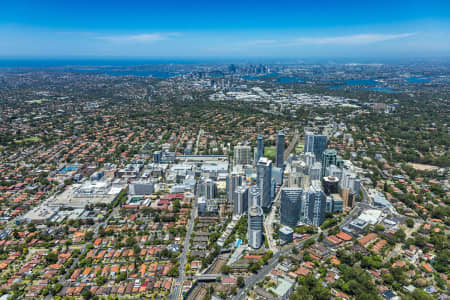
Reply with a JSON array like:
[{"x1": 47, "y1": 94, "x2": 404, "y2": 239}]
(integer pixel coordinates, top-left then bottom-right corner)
[
  {"x1": 405, "y1": 77, "x2": 431, "y2": 83},
  {"x1": 87, "y1": 69, "x2": 182, "y2": 78},
  {"x1": 0, "y1": 58, "x2": 206, "y2": 67},
  {"x1": 278, "y1": 77, "x2": 306, "y2": 83},
  {"x1": 344, "y1": 79, "x2": 379, "y2": 86},
  {"x1": 0, "y1": 59, "x2": 189, "y2": 78},
  {"x1": 242, "y1": 72, "x2": 279, "y2": 80},
  {"x1": 0, "y1": 58, "x2": 207, "y2": 79}
]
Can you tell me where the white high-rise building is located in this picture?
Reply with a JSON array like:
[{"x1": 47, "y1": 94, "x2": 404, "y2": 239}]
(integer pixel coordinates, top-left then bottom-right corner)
[
  {"x1": 288, "y1": 172, "x2": 304, "y2": 188},
  {"x1": 227, "y1": 173, "x2": 243, "y2": 204},
  {"x1": 257, "y1": 157, "x2": 272, "y2": 209},
  {"x1": 304, "y1": 131, "x2": 327, "y2": 161},
  {"x1": 304, "y1": 152, "x2": 316, "y2": 168},
  {"x1": 197, "y1": 178, "x2": 217, "y2": 200},
  {"x1": 233, "y1": 144, "x2": 252, "y2": 166},
  {"x1": 234, "y1": 186, "x2": 249, "y2": 216},
  {"x1": 249, "y1": 185, "x2": 261, "y2": 207},
  {"x1": 302, "y1": 183, "x2": 326, "y2": 227},
  {"x1": 341, "y1": 168, "x2": 361, "y2": 195},
  {"x1": 248, "y1": 205, "x2": 264, "y2": 249},
  {"x1": 309, "y1": 162, "x2": 322, "y2": 181},
  {"x1": 326, "y1": 164, "x2": 343, "y2": 179}
]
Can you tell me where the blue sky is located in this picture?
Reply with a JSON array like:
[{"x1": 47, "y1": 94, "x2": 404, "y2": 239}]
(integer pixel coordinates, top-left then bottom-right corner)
[{"x1": 1, "y1": 0, "x2": 449, "y2": 58}]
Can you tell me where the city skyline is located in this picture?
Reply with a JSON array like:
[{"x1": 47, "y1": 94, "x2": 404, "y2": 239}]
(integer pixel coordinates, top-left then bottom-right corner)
[{"x1": 1, "y1": 0, "x2": 450, "y2": 58}]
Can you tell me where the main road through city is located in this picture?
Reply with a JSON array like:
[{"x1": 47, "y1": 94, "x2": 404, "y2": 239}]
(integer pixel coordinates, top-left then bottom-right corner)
[
  {"x1": 169, "y1": 197, "x2": 197, "y2": 300},
  {"x1": 233, "y1": 203, "x2": 363, "y2": 300}
]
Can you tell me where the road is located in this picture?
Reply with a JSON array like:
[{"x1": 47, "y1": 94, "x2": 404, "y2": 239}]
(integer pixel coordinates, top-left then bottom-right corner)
[
  {"x1": 194, "y1": 129, "x2": 204, "y2": 155},
  {"x1": 233, "y1": 198, "x2": 366, "y2": 300},
  {"x1": 232, "y1": 233, "x2": 318, "y2": 300},
  {"x1": 169, "y1": 197, "x2": 197, "y2": 300},
  {"x1": 284, "y1": 133, "x2": 300, "y2": 161},
  {"x1": 264, "y1": 189, "x2": 280, "y2": 253}
]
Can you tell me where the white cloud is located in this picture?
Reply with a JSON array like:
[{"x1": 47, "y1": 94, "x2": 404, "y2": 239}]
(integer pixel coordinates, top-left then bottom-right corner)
[
  {"x1": 294, "y1": 33, "x2": 416, "y2": 45},
  {"x1": 211, "y1": 33, "x2": 417, "y2": 52},
  {"x1": 243, "y1": 39, "x2": 277, "y2": 46},
  {"x1": 97, "y1": 32, "x2": 179, "y2": 43}
]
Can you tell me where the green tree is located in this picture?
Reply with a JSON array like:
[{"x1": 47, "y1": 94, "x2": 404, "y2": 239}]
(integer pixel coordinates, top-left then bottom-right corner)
[
  {"x1": 220, "y1": 264, "x2": 231, "y2": 274},
  {"x1": 412, "y1": 289, "x2": 435, "y2": 300},
  {"x1": 406, "y1": 218, "x2": 414, "y2": 228},
  {"x1": 46, "y1": 252, "x2": 58, "y2": 264},
  {"x1": 237, "y1": 276, "x2": 245, "y2": 288}
]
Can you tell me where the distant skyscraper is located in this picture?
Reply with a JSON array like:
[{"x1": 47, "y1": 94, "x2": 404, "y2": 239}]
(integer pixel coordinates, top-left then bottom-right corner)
[
  {"x1": 197, "y1": 178, "x2": 217, "y2": 200},
  {"x1": 326, "y1": 164, "x2": 343, "y2": 179},
  {"x1": 321, "y1": 149, "x2": 337, "y2": 178},
  {"x1": 276, "y1": 132, "x2": 285, "y2": 168},
  {"x1": 341, "y1": 168, "x2": 361, "y2": 196},
  {"x1": 304, "y1": 132, "x2": 327, "y2": 161},
  {"x1": 309, "y1": 162, "x2": 322, "y2": 181},
  {"x1": 248, "y1": 205, "x2": 264, "y2": 249},
  {"x1": 257, "y1": 157, "x2": 272, "y2": 209},
  {"x1": 280, "y1": 188, "x2": 303, "y2": 228},
  {"x1": 234, "y1": 186, "x2": 249, "y2": 216},
  {"x1": 256, "y1": 134, "x2": 264, "y2": 163},
  {"x1": 341, "y1": 188, "x2": 355, "y2": 209},
  {"x1": 198, "y1": 197, "x2": 206, "y2": 216},
  {"x1": 249, "y1": 185, "x2": 261, "y2": 207},
  {"x1": 153, "y1": 151, "x2": 162, "y2": 164},
  {"x1": 288, "y1": 172, "x2": 304, "y2": 188},
  {"x1": 302, "y1": 184, "x2": 326, "y2": 227},
  {"x1": 323, "y1": 176, "x2": 339, "y2": 196},
  {"x1": 226, "y1": 173, "x2": 242, "y2": 204},
  {"x1": 304, "y1": 152, "x2": 316, "y2": 168},
  {"x1": 304, "y1": 131, "x2": 314, "y2": 153},
  {"x1": 233, "y1": 144, "x2": 252, "y2": 166}
]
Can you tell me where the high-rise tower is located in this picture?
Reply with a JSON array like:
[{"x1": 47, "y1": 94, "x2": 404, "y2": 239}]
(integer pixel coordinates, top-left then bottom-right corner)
[
  {"x1": 276, "y1": 132, "x2": 285, "y2": 168},
  {"x1": 248, "y1": 205, "x2": 264, "y2": 249},
  {"x1": 280, "y1": 187, "x2": 303, "y2": 228}
]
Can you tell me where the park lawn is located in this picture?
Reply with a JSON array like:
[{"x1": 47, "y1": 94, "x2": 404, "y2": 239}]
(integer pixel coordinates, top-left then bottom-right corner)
[
  {"x1": 14, "y1": 137, "x2": 42, "y2": 143},
  {"x1": 264, "y1": 146, "x2": 276, "y2": 161},
  {"x1": 26, "y1": 98, "x2": 49, "y2": 104}
]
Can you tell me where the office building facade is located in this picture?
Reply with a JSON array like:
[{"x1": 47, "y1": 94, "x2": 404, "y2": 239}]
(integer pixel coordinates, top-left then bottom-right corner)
[
  {"x1": 248, "y1": 205, "x2": 264, "y2": 249},
  {"x1": 234, "y1": 186, "x2": 249, "y2": 216},
  {"x1": 279, "y1": 226, "x2": 294, "y2": 244},
  {"x1": 280, "y1": 187, "x2": 303, "y2": 228},
  {"x1": 304, "y1": 132, "x2": 327, "y2": 161},
  {"x1": 197, "y1": 178, "x2": 217, "y2": 200},
  {"x1": 309, "y1": 162, "x2": 322, "y2": 181},
  {"x1": 249, "y1": 185, "x2": 261, "y2": 207},
  {"x1": 323, "y1": 176, "x2": 339, "y2": 196},
  {"x1": 257, "y1": 157, "x2": 273, "y2": 209},
  {"x1": 302, "y1": 186, "x2": 326, "y2": 227},
  {"x1": 233, "y1": 144, "x2": 252, "y2": 166},
  {"x1": 256, "y1": 134, "x2": 264, "y2": 164},
  {"x1": 276, "y1": 132, "x2": 285, "y2": 168},
  {"x1": 321, "y1": 149, "x2": 337, "y2": 178},
  {"x1": 226, "y1": 173, "x2": 243, "y2": 204}
]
